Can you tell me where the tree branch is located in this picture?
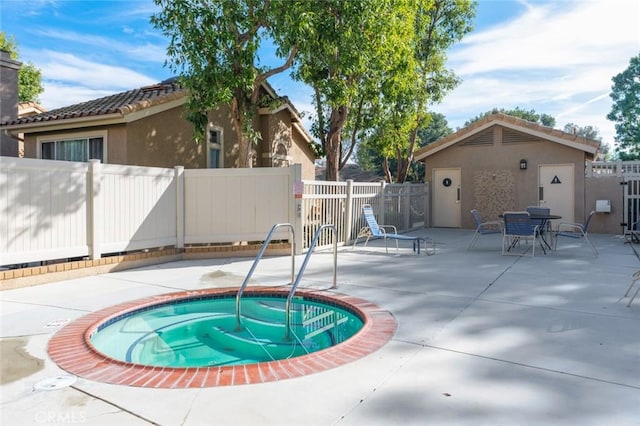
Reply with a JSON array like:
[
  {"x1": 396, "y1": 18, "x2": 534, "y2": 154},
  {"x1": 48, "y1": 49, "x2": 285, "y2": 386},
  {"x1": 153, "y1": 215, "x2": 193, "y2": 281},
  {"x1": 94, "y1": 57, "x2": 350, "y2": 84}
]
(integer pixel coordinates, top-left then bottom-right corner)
[{"x1": 253, "y1": 45, "x2": 299, "y2": 103}]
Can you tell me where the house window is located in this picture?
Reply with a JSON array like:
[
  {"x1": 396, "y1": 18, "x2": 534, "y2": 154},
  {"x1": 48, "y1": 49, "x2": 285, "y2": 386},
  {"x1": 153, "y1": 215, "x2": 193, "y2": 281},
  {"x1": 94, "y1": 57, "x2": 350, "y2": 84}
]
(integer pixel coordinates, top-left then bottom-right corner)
[
  {"x1": 40, "y1": 137, "x2": 104, "y2": 162},
  {"x1": 208, "y1": 127, "x2": 223, "y2": 168}
]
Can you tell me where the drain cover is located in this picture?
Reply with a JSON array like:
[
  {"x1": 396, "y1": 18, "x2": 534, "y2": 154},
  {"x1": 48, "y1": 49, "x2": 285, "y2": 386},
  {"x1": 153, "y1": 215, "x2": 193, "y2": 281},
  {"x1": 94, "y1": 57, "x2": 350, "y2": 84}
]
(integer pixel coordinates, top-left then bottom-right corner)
[{"x1": 34, "y1": 374, "x2": 77, "y2": 391}]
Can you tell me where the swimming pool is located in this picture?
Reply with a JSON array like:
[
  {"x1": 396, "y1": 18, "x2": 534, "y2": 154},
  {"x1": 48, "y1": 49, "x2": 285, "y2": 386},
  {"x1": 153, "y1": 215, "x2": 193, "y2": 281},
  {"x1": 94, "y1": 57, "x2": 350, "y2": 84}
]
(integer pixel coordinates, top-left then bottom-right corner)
[
  {"x1": 89, "y1": 294, "x2": 363, "y2": 368},
  {"x1": 48, "y1": 287, "x2": 397, "y2": 388}
]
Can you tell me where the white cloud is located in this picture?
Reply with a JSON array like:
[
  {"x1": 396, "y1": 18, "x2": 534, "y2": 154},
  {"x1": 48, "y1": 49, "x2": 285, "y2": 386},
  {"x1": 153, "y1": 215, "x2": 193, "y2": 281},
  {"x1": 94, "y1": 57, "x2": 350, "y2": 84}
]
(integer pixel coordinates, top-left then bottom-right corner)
[
  {"x1": 39, "y1": 84, "x2": 118, "y2": 110},
  {"x1": 40, "y1": 51, "x2": 157, "y2": 89},
  {"x1": 32, "y1": 29, "x2": 168, "y2": 64},
  {"x1": 435, "y1": 0, "x2": 640, "y2": 147},
  {"x1": 33, "y1": 51, "x2": 158, "y2": 109}
]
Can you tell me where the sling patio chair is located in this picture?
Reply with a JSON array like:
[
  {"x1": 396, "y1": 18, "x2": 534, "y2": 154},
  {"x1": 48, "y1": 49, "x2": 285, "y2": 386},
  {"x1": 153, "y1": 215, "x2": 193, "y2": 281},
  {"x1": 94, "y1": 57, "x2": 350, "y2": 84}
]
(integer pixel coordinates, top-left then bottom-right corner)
[
  {"x1": 623, "y1": 270, "x2": 640, "y2": 307},
  {"x1": 526, "y1": 206, "x2": 551, "y2": 235},
  {"x1": 502, "y1": 211, "x2": 540, "y2": 256},
  {"x1": 353, "y1": 204, "x2": 434, "y2": 255},
  {"x1": 554, "y1": 210, "x2": 598, "y2": 257},
  {"x1": 468, "y1": 209, "x2": 503, "y2": 250}
]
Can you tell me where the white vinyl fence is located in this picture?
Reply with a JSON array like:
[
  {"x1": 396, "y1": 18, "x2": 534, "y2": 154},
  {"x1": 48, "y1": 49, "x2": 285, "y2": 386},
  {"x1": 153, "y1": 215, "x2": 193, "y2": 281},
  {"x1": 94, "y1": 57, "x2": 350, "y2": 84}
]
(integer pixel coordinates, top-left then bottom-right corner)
[
  {"x1": 1, "y1": 155, "x2": 428, "y2": 266},
  {"x1": 1, "y1": 157, "x2": 91, "y2": 265},
  {"x1": 183, "y1": 168, "x2": 297, "y2": 244},
  {"x1": 1, "y1": 157, "x2": 301, "y2": 267}
]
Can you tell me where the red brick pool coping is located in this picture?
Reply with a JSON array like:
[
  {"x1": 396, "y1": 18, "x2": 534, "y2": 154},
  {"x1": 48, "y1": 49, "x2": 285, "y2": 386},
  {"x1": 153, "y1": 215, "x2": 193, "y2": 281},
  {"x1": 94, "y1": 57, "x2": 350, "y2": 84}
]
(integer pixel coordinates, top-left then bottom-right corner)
[{"x1": 47, "y1": 287, "x2": 397, "y2": 388}]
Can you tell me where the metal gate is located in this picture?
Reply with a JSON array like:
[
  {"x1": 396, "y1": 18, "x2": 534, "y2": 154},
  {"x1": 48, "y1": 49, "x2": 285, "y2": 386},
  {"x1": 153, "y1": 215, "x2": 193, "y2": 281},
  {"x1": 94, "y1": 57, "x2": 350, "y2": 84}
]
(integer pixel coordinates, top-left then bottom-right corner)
[{"x1": 622, "y1": 173, "x2": 640, "y2": 233}]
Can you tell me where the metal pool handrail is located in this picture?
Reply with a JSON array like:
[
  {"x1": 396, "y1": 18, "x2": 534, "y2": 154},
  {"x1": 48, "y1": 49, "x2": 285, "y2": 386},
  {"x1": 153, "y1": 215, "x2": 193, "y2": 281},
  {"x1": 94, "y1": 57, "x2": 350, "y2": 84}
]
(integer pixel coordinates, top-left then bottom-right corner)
[
  {"x1": 235, "y1": 223, "x2": 295, "y2": 330},
  {"x1": 285, "y1": 224, "x2": 337, "y2": 340}
]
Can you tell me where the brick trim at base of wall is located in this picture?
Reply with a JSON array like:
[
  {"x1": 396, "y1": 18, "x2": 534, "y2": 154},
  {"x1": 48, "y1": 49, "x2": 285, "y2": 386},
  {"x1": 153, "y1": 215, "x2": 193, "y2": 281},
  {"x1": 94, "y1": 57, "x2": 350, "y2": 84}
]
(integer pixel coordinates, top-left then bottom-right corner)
[{"x1": 0, "y1": 243, "x2": 291, "y2": 291}]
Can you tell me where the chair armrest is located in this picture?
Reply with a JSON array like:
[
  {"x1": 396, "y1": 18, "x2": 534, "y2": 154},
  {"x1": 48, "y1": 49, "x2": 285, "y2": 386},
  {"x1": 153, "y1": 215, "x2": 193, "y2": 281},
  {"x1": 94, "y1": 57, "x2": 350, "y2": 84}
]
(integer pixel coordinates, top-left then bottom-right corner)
[
  {"x1": 485, "y1": 220, "x2": 503, "y2": 226},
  {"x1": 380, "y1": 224, "x2": 399, "y2": 234},
  {"x1": 355, "y1": 226, "x2": 371, "y2": 237},
  {"x1": 556, "y1": 222, "x2": 583, "y2": 233},
  {"x1": 482, "y1": 220, "x2": 503, "y2": 230}
]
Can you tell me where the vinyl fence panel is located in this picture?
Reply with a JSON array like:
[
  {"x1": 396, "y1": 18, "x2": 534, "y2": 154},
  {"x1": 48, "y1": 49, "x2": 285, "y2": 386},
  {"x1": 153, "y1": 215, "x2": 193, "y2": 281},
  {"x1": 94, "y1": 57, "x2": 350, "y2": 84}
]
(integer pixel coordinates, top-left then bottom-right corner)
[
  {"x1": 98, "y1": 163, "x2": 178, "y2": 254},
  {"x1": 183, "y1": 167, "x2": 296, "y2": 244},
  {"x1": 1, "y1": 157, "x2": 90, "y2": 265}
]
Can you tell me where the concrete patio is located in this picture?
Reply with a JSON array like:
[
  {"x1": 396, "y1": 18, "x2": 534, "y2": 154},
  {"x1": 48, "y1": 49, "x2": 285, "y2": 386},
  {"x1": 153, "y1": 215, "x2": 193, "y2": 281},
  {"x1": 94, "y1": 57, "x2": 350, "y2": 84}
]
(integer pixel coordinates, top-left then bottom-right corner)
[{"x1": 1, "y1": 228, "x2": 639, "y2": 425}]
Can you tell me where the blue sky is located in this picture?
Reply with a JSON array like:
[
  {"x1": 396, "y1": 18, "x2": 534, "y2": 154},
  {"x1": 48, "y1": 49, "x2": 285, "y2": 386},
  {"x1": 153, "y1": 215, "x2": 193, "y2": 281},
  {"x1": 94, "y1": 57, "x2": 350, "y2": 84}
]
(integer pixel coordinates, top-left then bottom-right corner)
[{"x1": 2, "y1": 0, "x2": 639, "y2": 151}]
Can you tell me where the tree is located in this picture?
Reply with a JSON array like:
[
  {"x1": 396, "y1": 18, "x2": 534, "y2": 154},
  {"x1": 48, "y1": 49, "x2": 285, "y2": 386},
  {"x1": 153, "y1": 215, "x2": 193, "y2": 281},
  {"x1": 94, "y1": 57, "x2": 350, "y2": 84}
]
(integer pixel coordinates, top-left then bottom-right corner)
[
  {"x1": 563, "y1": 123, "x2": 602, "y2": 141},
  {"x1": 607, "y1": 53, "x2": 640, "y2": 160},
  {"x1": 296, "y1": 0, "x2": 474, "y2": 181},
  {"x1": 292, "y1": 1, "x2": 413, "y2": 181},
  {"x1": 465, "y1": 107, "x2": 556, "y2": 128},
  {"x1": 357, "y1": 112, "x2": 452, "y2": 182},
  {"x1": 376, "y1": 0, "x2": 474, "y2": 183},
  {"x1": 151, "y1": 1, "x2": 302, "y2": 167},
  {"x1": 0, "y1": 32, "x2": 44, "y2": 103}
]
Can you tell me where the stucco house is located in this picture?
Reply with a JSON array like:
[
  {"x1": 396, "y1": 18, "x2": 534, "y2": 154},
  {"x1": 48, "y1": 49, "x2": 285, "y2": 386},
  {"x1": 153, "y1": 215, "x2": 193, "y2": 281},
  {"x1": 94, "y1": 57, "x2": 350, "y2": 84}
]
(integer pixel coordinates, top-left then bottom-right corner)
[
  {"x1": 1, "y1": 79, "x2": 318, "y2": 180},
  {"x1": 415, "y1": 113, "x2": 602, "y2": 230}
]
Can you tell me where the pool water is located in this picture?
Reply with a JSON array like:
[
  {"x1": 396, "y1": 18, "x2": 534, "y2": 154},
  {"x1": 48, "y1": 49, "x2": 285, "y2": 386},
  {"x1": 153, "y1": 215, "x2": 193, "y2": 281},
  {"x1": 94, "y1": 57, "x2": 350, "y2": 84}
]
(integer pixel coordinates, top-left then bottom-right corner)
[{"x1": 90, "y1": 295, "x2": 364, "y2": 368}]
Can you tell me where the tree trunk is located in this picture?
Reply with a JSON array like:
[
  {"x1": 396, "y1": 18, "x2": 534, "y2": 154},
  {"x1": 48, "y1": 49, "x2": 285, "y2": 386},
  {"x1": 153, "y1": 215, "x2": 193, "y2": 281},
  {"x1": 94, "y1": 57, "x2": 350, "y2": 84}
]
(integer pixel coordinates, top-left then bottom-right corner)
[
  {"x1": 324, "y1": 106, "x2": 349, "y2": 181},
  {"x1": 382, "y1": 157, "x2": 393, "y2": 183},
  {"x1": 231, "y1": 97, "x2": 252, "y2": 168},
  {"x1": 396, "y1": 126, "x2": 419, "y2": 183}
]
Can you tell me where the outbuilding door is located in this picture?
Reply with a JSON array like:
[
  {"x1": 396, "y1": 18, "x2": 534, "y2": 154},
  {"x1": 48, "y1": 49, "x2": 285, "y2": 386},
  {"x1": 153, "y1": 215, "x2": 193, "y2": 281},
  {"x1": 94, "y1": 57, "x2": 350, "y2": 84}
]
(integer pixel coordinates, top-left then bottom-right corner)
[
  {"x1": 539, "y1": 164, "x2": 574, "y2": 224},
  {"x1": 432, "y1": 168, "x2": 461, "y2": 227}
]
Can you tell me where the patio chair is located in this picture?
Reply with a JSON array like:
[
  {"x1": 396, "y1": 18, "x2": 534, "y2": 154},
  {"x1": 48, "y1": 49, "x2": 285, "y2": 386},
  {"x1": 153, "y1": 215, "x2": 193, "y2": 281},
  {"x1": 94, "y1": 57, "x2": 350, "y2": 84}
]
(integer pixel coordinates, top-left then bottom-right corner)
[
  {"x1": 554, "y1": 210, "x2": 598, "y2": 257},
  {"x1": 623, "y1": 270, "x2": 640, "y2": 307},
  {"x1": 353, "y1": 204, "x2": 434, "y2": 255},
  {"x1": 502, "y1": 211, "x2": 540, "y2": 256},
  {"x1": 526, "y1": 206, "x2": 551, "y2": 235},
  {"x1": 468, "y1": 209, "x2": 503, "y2": 250}
]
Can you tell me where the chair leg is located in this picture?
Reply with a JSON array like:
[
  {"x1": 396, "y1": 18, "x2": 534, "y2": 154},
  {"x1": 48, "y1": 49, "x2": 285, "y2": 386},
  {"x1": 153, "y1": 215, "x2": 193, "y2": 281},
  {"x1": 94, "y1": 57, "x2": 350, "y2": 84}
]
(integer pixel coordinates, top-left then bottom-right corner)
[
  {"x1": 531, "y1": 235, "x2": 536, "y2": 257},
  {"x1": 424, "y1": 238, "x2": 435, "y2": 255},
  {"x1": 628, "y1": 285, "x2": 640, "y2": 307},
  {"x1": 468, "y1": 230, "x2": 480, "y2": 250},
  {"x1": 584, "y1": 235, "x2": 598, "y2": 256},
  {"x1": 625, "y1": 272, "x2": 640, "y2": 297},
  {"x1": 353, "y1": 227, "x2": 369, "y2": 250}
]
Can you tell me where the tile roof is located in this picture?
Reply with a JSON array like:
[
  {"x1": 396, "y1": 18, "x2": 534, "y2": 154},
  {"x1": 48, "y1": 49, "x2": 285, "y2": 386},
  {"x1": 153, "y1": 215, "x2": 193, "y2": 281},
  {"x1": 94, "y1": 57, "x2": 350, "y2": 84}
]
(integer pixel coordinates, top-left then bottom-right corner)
[{"x1": 2, "y1": 79, "x2": 185, "y2": 127}]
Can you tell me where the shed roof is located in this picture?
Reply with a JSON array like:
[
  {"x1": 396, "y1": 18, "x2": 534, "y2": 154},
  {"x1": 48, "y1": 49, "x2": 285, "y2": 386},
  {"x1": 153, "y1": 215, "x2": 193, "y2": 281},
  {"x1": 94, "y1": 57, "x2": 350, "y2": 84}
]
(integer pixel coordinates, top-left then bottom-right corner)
[{"x1": 414, "y1": 113, "x2": 601, "y2": 161}]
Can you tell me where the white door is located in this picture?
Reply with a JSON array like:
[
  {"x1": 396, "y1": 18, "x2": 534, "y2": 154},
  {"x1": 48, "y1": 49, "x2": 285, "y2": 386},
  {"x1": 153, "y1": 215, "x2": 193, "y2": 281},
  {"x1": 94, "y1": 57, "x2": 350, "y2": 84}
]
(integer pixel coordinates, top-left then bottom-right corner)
[
  {"x1": 433, "y1": 168, "x2": 461, "y2": 227},
  {"x1": 539, "y1": 164, "x2": 574, "y2": 224}
]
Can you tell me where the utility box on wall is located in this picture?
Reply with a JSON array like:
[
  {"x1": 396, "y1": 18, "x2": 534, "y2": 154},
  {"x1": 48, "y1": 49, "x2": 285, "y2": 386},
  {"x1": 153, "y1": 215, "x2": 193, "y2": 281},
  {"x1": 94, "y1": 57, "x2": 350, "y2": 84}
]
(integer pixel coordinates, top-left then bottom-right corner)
[{"x1": 596, "y1": 200, "x2": 611, "y2": 213}]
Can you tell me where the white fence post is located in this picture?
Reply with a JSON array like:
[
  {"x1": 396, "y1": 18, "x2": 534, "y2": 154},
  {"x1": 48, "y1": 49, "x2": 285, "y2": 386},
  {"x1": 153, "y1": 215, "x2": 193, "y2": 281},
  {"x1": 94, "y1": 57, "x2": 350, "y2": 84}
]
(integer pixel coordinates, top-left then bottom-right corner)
[
  {"x1": 585, "y1": 161, "x2": 593, "y2": 178},
  {"x1": 378, "y1": 180, "x2": 386, "y2": 224},
  {"x1": 291, "y1": 164, "x2": 303, "y2": 255},
  {"x1": 88, "y1": 159, "x2": 102, "y2": 260},
  {"x1": 174, "y1": 166, "x2": 184, "y2": 249},
  {"x1": 402, "y1": 182, "x2": 411, "y2": 230},
  {"x1": 344, "y1": 179, "x2": 354, "y2": 243},
  {"x1": 425, "y1": 181, "x2": 430, "y2": 228}
]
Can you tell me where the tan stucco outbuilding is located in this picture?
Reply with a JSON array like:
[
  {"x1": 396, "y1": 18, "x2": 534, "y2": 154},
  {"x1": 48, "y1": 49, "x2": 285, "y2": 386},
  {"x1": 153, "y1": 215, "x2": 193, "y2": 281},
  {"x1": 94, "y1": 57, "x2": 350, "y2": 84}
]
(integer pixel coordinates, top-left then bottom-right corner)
[{"x1": 415, "y1": 113, "x2": 601, "y2": 229}]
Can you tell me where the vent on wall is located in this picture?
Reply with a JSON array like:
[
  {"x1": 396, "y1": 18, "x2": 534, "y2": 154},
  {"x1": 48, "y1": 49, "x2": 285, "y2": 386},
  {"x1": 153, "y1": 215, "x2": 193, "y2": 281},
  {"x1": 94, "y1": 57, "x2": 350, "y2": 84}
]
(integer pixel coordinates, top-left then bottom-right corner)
[
  {"x1": 503, "y1": 128, "x2": 541, "y2": 144},
  {"x1": 462, "y1": 129, "x2": 494, "y2": 146}
]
